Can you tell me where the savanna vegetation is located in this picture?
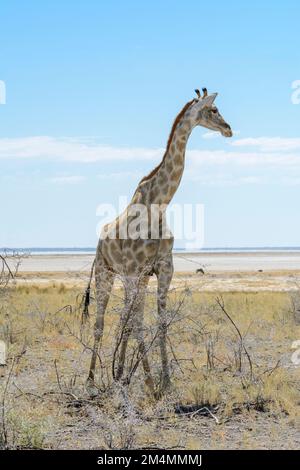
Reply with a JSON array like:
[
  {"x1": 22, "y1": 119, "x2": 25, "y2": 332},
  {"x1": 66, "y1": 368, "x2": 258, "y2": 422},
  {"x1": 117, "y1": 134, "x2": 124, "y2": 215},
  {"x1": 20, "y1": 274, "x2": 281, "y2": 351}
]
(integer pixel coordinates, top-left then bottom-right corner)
[{"x1": 0, "y1": 259, "x2": 299, "y2": 449}]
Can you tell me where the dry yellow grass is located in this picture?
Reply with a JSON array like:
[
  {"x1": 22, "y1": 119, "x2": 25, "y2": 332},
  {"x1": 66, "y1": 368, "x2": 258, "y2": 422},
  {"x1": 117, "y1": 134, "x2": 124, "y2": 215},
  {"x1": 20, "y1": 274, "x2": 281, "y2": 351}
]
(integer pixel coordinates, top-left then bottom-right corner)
[{"x1": 0, "y1": 278, "x2": 299, "y2": 449}]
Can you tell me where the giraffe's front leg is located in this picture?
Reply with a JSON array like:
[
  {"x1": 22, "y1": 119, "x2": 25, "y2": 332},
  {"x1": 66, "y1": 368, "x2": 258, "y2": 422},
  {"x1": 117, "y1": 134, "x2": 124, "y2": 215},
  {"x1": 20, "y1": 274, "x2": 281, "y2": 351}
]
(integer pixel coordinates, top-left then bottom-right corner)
[
  {"x1": 87, "y1": 260, "x2": 114, "y2": 397},
  {"x1": 115, "y1": 276, "x2": 155, "y2": 395},
  {"x1": 155, "y1": 254, "x2": 174, "y2": 395},
  {"x1": 115, "y1": 300, "x2": 134, "y2": 381},
  {"x1": 114, "y1": 278, "x2": 137, "y2": 381},
  {"x1": 131, "y1": 276, "x2": 155, "y2": 395}
]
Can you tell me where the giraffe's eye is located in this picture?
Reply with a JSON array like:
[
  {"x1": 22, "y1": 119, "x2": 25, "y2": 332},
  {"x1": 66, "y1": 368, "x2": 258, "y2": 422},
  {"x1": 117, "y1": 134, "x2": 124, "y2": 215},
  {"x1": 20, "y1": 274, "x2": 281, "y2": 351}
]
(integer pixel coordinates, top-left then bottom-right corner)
[{"x1": 211, "y1": 108, "x2": 217, "y2": 114}]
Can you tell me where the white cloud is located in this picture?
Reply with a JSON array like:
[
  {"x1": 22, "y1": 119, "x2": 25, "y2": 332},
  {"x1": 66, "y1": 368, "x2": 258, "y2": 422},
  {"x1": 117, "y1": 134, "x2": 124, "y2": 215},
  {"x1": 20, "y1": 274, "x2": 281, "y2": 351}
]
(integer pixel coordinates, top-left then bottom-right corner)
[
  {"x1": 202, "y1": 129, "x2": 240, "y2": 139},
  {"x1": 232, "y1": 137, "x2": 300, "y2": 152},
  {"x1": 49, "y1": 175, "x2": 86, "y2": 184},
  {"x1": 185, "y1": 171, "x2": 264, "y2": 186},
  {"x1": 0, "y1": 136, "x2": 162, "y2": 163},
  {"x1": 1, "y1": 135, "x2": 300, "y2": 187},
  {"x1": 282, "y1": 177, "x2": 300, "y2": 186},
  {"x1": 202, "y1": 131, "x2": 220, "y2": 139},
  {"x1": 187, "y1": 149, "x2": 300, "y2": 167},
  {"x1": 0, "y1": 135, "x2": 299, "y2": 169}
]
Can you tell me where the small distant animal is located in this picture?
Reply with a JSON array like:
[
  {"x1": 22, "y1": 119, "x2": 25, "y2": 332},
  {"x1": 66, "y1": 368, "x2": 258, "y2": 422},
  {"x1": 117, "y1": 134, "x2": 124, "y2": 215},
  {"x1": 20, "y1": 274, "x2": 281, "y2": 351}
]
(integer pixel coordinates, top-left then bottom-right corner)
[
  {"x1": 196, "y1": 268, "x2": 205, "y2": 275},
  {"x1": 258, "y1": 269, "x2": 263, "y2": 272}
]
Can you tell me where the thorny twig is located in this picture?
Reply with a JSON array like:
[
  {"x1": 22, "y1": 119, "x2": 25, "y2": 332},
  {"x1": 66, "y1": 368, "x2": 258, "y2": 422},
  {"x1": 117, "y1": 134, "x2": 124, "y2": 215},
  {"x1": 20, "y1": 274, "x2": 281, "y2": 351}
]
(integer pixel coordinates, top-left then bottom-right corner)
[{"x1": 216, "y1": 296, "x2": 253, "y2": 379}]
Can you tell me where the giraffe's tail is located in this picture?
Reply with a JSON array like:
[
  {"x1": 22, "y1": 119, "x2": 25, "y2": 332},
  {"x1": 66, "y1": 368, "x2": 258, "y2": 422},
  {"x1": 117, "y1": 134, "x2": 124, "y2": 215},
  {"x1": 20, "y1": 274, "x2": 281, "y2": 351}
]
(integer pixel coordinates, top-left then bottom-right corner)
[{"x1": 81, "y1": 258, "x2": 96, "y2": 323}]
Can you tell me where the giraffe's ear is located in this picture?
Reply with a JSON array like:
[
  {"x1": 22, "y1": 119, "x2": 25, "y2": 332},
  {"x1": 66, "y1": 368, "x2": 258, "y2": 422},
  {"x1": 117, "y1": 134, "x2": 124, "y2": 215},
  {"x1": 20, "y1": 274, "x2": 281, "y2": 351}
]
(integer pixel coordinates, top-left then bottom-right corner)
[{"x1": 201, "y1": 92, "x2": 218, "y2": 108}]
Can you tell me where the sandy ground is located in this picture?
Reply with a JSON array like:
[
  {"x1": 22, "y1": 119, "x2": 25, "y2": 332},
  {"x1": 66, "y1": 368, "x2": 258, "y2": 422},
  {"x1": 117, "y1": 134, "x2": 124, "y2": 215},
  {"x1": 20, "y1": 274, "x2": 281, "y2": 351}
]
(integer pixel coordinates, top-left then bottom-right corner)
[
  {"x1": 14, "y1": 252, "x2": 300, "y2": 292},
  {"x1": 17, "y1": 251, "x2": 300, "y2": 273}
]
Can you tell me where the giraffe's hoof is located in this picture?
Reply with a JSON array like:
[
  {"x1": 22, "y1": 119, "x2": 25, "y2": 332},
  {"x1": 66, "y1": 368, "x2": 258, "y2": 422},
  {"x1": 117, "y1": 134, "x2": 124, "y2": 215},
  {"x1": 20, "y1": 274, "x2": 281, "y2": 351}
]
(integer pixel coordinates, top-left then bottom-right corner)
[{"x1": 86, "y1": 378, "x2": 100, "y2": 398}]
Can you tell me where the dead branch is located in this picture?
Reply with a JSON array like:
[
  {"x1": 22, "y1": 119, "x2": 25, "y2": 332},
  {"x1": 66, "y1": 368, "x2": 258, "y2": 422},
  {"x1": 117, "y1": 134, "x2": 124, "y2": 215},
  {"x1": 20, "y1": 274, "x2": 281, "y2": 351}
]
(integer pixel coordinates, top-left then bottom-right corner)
[
  {"x1": 0, "y1": 357, "x2": 16, "y2": 448},
  {"x1": 216, "y1": 296, "x2": 253, "y2": 379}
]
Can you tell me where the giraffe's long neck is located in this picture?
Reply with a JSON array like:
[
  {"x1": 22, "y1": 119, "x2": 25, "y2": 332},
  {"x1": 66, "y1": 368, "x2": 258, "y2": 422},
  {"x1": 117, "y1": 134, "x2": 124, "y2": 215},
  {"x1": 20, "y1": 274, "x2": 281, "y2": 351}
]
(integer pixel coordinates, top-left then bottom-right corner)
[{"x1": 149, "y1": 110, "x2": 194, "y2": 205}]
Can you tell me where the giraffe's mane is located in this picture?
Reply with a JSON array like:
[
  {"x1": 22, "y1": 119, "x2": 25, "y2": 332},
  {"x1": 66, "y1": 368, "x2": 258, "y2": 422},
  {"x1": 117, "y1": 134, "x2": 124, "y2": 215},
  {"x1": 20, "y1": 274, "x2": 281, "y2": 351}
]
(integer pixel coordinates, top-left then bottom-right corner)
[{"x1": 138, "y1": 99, "x2": 196, "y2": 184}]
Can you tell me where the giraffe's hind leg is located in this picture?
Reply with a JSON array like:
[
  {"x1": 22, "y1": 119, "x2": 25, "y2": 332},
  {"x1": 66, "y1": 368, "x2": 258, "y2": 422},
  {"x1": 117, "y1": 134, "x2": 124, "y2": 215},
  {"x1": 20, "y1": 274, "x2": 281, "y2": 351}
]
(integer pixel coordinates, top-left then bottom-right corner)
[
  {"x1": 155, "y1": 254, "x2": 174, "y2": 394},
  {"x1": 87, "y1": 256, "x2": 114, "y2": 396}
]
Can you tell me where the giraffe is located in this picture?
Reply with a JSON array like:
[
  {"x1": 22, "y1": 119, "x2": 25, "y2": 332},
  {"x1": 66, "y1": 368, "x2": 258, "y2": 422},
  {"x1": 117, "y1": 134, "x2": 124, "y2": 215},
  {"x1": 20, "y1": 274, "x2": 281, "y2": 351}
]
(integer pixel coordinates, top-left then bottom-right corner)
[{"x1": 85, "y1": 88, "x2": 232, "y2": 396}]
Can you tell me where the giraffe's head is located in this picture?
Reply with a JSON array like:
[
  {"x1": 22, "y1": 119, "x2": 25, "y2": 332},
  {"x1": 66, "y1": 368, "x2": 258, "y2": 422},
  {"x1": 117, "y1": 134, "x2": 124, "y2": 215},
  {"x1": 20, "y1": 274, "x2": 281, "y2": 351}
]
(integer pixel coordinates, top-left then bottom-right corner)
[{"x1": 189, "y1": 88, "x2": 232, "y2": 137}]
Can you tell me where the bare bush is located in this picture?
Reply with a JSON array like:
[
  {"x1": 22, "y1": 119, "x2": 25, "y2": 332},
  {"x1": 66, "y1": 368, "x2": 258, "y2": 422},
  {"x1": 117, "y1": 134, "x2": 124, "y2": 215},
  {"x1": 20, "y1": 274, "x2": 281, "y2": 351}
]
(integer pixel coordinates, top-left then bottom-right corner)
[
  {"x1": 0, "y1": 251, "x2": 25, "y2": 292},
  {"x1": 289, "y1": 285, "x2": 300, "y2": 324}
]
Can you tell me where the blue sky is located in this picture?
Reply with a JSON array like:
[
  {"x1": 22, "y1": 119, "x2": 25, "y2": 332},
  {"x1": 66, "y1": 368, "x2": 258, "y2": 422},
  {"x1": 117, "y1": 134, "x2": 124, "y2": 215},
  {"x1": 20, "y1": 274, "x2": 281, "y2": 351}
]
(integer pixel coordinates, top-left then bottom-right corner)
[{"x1": 0, "y1": 0, "x2": 300, "y2": 248}]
